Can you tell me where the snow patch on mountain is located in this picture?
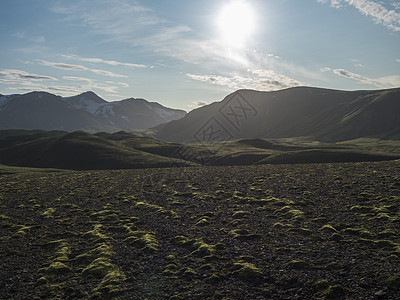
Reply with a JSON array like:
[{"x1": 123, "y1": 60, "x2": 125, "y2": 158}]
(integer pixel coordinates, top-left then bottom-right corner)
[
  {"x1": 145, "y1": 102, "x2": 185, "y2": 119},
  {"x1": 64, "y1": 96, "x2": 103, "y2": 114},
  {"x1": 96, "y1": 104, "x2": 115, "y2": 117}
]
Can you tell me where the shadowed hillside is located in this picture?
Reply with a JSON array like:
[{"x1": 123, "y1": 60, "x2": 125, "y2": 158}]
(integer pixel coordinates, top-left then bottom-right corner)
[
  {"x1": 0, "y1": 130, "x2": 191, "y2": 170},
  {"x1": 154, "y1": 87, "x2": 400, "y2": 142},
  {"x1": 1, "y1": 130, "x2": 399, "y2": 170}
]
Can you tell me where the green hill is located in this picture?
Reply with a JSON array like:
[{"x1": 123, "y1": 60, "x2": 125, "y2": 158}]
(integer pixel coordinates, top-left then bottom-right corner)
[{"x1": 0, "y1": 130, "x2": 192, "y2": 170}]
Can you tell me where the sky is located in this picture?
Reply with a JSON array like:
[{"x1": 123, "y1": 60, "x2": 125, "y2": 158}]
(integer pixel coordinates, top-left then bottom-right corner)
[{"x1": 0, "y1": 0, "x2": 399, "y2": 110}]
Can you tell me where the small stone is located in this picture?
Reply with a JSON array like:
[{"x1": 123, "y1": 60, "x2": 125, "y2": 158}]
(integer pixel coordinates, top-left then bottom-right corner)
[{"x1": 374, "y1": 290, "x2": 387, "y2": 299}]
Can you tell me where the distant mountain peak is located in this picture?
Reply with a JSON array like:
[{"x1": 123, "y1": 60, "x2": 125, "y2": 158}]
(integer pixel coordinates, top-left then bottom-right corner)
[
  {"x1": 0, "y1": 90, "x2": 187, "y2": 132},
  {"x1": 73, "y1": 91, "x2": 107, "y2": 103}
]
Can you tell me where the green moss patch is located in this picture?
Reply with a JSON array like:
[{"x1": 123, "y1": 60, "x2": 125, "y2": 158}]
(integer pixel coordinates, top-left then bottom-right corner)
[
  {"x1": 124, "y1": 230, "x2": 159, "y2": 252},
  {"x1": 81, "y1": 257, "x2": 115, "y2": 278},
  {"x1": 315, "y1": 284, "x2": 346, "y2": 299},
  {"x1": 83, "y1": 224, "x2": 111, "y2": 243},
  {"x1": 350, "y1": 205, "x2": 373, "y2": 214},
  {"x1": 45, "y1": 261, "x2": 71, "y2": 274},
  {"x1": 230, "y1": 262, "x2": 263, "y2": 282},
  {"x1": 196, "y1": 217, "x2": 211, "y2": 226},
  {"x1": 320, "y1": 225, "x2": 338, "y2": 233},
  {"x1": 41, "y1": 207, "x2": 56, "y2": 218},
  {"x1": 90, "y1": 209, "x2": 120, "y2": 222},
  {"x1": 75, "y1": 243, "x2": 112, "y2": 263},
  {"x1": 342, "y1": 228, "x2": 373, "y2": 238},
  {"x1": 133, "y1": 201, "x2": 179, "y2": 219},
  {"x1": 287, "y1": 260, "x2": 312, "y2": 270}
]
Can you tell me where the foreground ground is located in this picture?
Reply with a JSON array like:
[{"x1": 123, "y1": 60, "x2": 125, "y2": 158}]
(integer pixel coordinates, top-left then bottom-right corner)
[{"x1": 0, "y1": 161, "x2": 399, "y2": 299}]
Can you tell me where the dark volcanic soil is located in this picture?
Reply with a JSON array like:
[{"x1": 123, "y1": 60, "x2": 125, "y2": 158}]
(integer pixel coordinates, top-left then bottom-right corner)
[{"x1": 1, "y1": 161, "x2": 400, "y2": 299}]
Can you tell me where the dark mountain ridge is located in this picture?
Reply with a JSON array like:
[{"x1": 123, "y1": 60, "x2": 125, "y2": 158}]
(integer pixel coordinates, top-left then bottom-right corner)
[
  {"x1": 0, "y1": 91, "x2": 186, "y2": 132},
  {"x1": 154, "y1": 86, "x2": 400, "y2": 142}
]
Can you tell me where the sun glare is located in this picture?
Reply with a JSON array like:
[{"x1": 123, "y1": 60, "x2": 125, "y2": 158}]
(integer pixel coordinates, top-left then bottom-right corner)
[{"x1": 217, "y1": 0, "x2": 255, "y2": 48}]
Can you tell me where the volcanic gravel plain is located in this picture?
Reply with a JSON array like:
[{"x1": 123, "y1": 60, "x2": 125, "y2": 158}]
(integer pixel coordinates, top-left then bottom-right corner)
[{"x1": 1, "y1": 161, "x2": 400, "y2": 299}]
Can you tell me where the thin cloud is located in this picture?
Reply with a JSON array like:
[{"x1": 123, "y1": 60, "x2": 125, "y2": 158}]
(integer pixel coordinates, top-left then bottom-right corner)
[
  {"x1": 0, "y1": 70, "x2": 122, "y2": 96},
  {"x1": 331, "y1": 68, "x2": 400, "y2": 87},
  {"x1": 186, "y1": 69, "x2": 303, "y2": 91},
  {"x1": 0, "y1": 69, "x2": 57, "y2": 81},
  {"x1": 318, "y1": 0, "x2": 400, "y2": 31},
  {"x1": 63, "y1": 76, "x2": 121, "y2": 93},
  {"x1": 62, "y1": 76, "x2": 94, "y2": 83},
  {"x1": 117, "y1": 82, "x2": 129, "y2": 88},
  {"x1": 37, "y1": 60, "x2": 127, "y2": 78},
  {"x1": 91, "y1": 69, "x2": 127, "y2": 78},
  {"x1": 51, "y1": 0, "x2": 314, "y2": 90},
  {"x1": 61, "y1": 54, "x2": 148, "y2": 68},
  {"x1": 37, "y1": 60, "x2": 87, "y2": 70},
  {"x1": 52, "y1": 0, "x2": 178, "y2": 46},
  {"x1": 321, "y1": 67, "x2": 333, "y2": 72}
]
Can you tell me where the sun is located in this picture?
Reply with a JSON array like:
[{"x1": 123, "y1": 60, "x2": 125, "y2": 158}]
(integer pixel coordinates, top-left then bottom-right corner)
[{"x1": 217, "y1": 0, "x2": 256, "y2": 48}]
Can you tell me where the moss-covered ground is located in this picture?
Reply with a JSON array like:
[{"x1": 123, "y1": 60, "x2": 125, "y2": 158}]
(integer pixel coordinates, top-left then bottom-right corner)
[{"x1": 0, "y1": 161, "x2": 399, "y2": 299}]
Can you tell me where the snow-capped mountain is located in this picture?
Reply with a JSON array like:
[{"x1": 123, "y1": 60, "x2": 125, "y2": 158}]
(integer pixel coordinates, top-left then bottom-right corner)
[
  {"x1": 63, "y1": 92, "x2": 186, "y2": 130},
  {"x1": 0, "y1": 91, "x2": 186, "y2": 132}
]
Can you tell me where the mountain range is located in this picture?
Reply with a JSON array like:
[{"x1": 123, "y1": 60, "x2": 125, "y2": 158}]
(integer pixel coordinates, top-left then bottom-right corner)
[
  {"x1": 0, "y1": 91, "x2": 186, "y2": 132},
  {"x1": 1, "y1": 86, "x2": 399, "y2": 144},
  {"x1": 154, "y1": 87, "x2": 400, "y2": 142}
]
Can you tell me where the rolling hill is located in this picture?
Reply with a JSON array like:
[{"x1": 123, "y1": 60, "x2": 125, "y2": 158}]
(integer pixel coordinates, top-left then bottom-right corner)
[
  {"x1": 0, "y1": 130, "x2": 192, "y2": 170},
  {"x1": 154, "y1": 87, "x2": 400, "y2": 142},
  {"x1": 1, "y1": 130, "x2": 399, "y2": 170}
]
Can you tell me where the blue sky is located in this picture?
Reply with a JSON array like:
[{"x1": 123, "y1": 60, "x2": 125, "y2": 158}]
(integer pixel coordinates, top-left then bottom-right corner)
[{"x1": 0, "y1": 0, "x2": 399, "y2": 110}]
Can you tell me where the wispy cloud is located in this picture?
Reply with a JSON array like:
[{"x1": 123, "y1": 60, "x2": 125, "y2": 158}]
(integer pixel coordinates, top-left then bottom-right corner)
[
  {"x1": 51, "y1": 0, "x2": 313, "y2": 92},
  {"x1": 62, "y1": 76, "x2": 122, "y2": 93},
  {"x1": 51, "y1": 0, "x2": 186, "y2": 48},
  {"x1": 0, "y1": 69, "x2": 125, "y2": 97},
  {"x1": 324, "y1": 67, "x2": 400, "y2": 88},
  {"x1": 321, "y1": 67, "x2": 333, "y2": 72},
  {"x1": 90, "y1": 69, "x2": 127, "y2": 78},
  {"x1": 15, "y1": 31, "x2": 46, "y2": 43},
  {"x1": 117, "y1": 82, "x2": 129, "y2": 88},
  {"x1": 37, "y1": 60, "x2": 87, "y2": 70},
  {"x1": 36, "y1": 60, "x2": 127, "y2": 78},
  {"x1": 396, "y1": 59, "x2": 400, "y2": 63},
  {"x1": 186, "y1": 69, "x2": 303, "y2": 91},
  {"x1": 62, "y1": 76, "x2": 94, "y2": 83},
  {"x1": 61, "y1": 54, "x2": 148, "y2": 68},
  {"x1": 317, "y1": 0, "x2": 343, "y2": 8},
  {"x1": 318, "y1": 0, "x2": 400, "y2": 31},
  {"x1": 0, "y1": 69, "x2": 57, "y2": 81}
]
